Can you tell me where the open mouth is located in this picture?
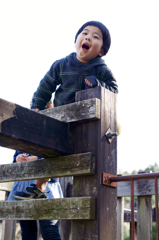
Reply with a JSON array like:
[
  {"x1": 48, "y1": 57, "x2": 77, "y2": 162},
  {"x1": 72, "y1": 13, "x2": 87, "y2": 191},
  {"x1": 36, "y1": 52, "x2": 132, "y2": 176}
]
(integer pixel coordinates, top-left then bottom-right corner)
[{"x1": 82, "y1": 43, "x2": 89, "y2": 50}]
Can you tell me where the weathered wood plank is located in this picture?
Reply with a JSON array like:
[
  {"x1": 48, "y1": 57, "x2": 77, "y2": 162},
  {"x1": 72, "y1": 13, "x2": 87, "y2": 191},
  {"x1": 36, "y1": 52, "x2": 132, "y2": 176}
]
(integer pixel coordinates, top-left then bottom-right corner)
[
  {"x1": 0, "y1": 152, "x2": 95, "y2": 182},
  {"x1": 1, "y1": 220, "x2": 16, "y2": 240},
  {"x1": 0, "y1": 197, "x2": 95, "y2": 220},
  {"x1": 137, "y1": 196, "x2": 152, "y2": 240},
  {"x1": 1, "y1": 191, "x2": 16, "y2": 240},
  {"x1": 59, "y1": 177, "x2": 73, "y2": 240},
  {"x1": 117, "y1": 178, "x2": 159, "y2": 197},
  {"x1": 0, "y1": 98, "x2": 73, "y2": 157},
  {"x1": 117, "y1": 197, "x2": 124, "y2": 240},
  {"x1": 41, "y1": 98, "x2": 100, "y2": 122}
]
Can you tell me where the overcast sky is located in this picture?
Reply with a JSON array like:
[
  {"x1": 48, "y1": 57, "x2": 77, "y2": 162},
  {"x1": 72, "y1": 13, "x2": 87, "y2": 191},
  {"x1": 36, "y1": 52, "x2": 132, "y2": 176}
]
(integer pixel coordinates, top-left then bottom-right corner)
[{"x1": 0, "y1": 0, "x2": 159, "y2": 173}]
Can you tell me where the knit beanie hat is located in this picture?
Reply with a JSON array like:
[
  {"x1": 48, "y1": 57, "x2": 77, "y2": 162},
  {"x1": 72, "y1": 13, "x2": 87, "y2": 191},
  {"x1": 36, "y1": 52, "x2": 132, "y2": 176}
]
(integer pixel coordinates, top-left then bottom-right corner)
[{"x1": 75, "y1": 21, "x2": 111, "y2": 56}]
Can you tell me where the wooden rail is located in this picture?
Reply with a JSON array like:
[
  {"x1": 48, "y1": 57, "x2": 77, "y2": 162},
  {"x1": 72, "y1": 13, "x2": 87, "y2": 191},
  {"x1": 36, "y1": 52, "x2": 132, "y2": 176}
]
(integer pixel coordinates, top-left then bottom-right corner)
[
  {"x1": 0, "y1": 86, "x2": 117, "y2": 240},
  {"x1": 0, "y1": 97, "x2": 100, "y2": 157},
  {"x1": 0, "y1": 197, "x2": 95, "y2": 220},
  {"x1": 0, "y1": 152, "x2": 95, "y2": 182},
  {"x1": 41, "y1": 98, "x2": 100, "y2": 123}
]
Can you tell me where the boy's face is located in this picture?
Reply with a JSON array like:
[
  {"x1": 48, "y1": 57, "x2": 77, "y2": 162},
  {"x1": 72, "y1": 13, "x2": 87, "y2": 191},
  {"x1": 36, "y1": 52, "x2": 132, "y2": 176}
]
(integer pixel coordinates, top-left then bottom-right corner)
[{"x1": 75, "y1": 25, "x2": 104, "y2": 63}]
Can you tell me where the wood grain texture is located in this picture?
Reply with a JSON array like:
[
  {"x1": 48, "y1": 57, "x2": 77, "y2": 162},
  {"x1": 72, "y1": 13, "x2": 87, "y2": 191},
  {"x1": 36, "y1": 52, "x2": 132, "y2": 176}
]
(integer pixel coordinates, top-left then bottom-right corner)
[
  {"x1": 117, "y1": 178, "x2": 159, "y2": 197},
  {"x1": 41, "y1": 98, "x2": 100, "y2": 123},
  {"x1": 0, "y1": 197, "x2": 95, "y2": 220},
  {"x1": 0, "y1": 152, "x2": 95, "y2": 182},
  {"x1": 72, "y1": 86, "x2": 117, "y2": 240},
  {"x1": 1, "y1": 220, "x2": 16, "y2": 240},
  {"x1": 0, "y1": 98, "x2": 73, "y2": 157},
  {"x1": 117, "y1": 197, "x2": 124, "y2": 240},
  {"x1": 59, "y1": 176, "x2": 73, "y2": 240},
  {"x1": 137, "y1": 196, "x2": 152, "y2": 240}
]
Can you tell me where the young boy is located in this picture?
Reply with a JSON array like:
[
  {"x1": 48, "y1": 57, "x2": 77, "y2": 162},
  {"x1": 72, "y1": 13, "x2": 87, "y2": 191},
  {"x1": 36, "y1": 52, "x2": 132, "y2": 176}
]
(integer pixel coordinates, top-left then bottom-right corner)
[{"x1": 13, "y1": 20, "x2": 118, "y2": 200}]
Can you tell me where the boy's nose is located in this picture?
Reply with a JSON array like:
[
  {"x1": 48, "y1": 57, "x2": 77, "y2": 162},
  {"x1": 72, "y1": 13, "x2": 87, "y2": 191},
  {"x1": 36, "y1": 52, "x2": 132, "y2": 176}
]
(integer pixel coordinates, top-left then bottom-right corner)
[{"x1": 85, "y1": 36, "x2": 91, "y2": 41}]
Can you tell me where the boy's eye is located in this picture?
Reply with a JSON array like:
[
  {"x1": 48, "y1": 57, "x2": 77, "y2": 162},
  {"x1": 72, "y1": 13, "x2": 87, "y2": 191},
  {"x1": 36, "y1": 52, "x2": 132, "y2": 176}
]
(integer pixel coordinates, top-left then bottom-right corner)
[
  {"x1": 82, "y1": 32, "x2": 87, "y2": 35},
  {"x1": 94, "y1": 36, "x2": 99, "y2": 39}
]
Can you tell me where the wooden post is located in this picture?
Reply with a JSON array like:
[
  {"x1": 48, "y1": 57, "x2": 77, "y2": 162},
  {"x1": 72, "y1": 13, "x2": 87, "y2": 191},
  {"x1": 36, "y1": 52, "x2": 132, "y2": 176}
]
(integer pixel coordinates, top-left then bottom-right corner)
[
  {"x1": 1, "y1": 191, "x2": 16, "y2": 240},
  {"x1": 117, "y1": 197, "x2": 124, "y2": 240},
  {"x1": 1, "y1": 220, "x2": 16, "y2": 240},
  {"x1": 137, "y1": 171, "x2": 152, "y2": 240},
  {"x1": 137, "y1": 196, "x2": 152, "y2": 240},
  {"x1": 72, "y1": 86, "x2": 117, "y2": 240},
  {"x1": 59, "y1": 177, "x2": 73, "y2": 240}
]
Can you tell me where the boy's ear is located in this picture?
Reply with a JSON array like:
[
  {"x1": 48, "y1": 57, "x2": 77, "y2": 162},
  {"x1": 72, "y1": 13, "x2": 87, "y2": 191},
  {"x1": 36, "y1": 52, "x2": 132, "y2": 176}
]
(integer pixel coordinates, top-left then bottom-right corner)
[{"x1": 98, "y1": 48, "x2": 105, "y2": 57}]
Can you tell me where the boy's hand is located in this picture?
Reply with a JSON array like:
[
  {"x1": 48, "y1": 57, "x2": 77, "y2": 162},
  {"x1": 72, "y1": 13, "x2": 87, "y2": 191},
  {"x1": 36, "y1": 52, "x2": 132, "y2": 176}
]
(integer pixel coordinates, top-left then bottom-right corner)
[
  {"x1": 16, "y1": 154, "x2": 38, "y2": 162},
  {"x1": 27, "y1": 156, "x2": 38, "y2": 161},
  {"x1": 83, "y1": 76, "x2": 99, "y2": 89},
  {"x1": 32, "y1": 108, "x2": 40, "y2": 112},
  {"x1": 84, "y1": 78, "x2": 93, "y2": 87},
  {"x1": 16, "y1": 154, "x2": 28, "y2": 162}
]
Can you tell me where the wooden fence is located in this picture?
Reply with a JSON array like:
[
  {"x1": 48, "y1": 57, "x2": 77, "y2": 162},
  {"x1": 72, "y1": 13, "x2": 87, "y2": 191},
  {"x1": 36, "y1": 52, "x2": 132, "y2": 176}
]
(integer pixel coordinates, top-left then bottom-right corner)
[
  {"x1": 117, "y1": 171, "x2": 159, "y2": 240},
  {"x1": 0, "y1": 86, "x2": 117, "y2": 240},
  {"x1": 1, "y1": 173, "x2": 159, "y2": 240}
]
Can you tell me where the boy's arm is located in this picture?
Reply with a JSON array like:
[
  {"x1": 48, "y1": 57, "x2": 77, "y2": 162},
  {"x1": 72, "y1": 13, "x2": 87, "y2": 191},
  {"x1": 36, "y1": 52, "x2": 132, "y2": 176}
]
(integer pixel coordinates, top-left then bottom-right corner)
[
  {"x1": 84, "y1": 66, "x2": 118, "y2": 94},
  {"x1": 13, "y1": 150, "x2": 22, "y2": 163},
  {"x1": 31, "y1": 61, "x2": 61, "y2": 110},
  {"x1": 99, "y1": 67, "x2": 118, "y2": 93}
]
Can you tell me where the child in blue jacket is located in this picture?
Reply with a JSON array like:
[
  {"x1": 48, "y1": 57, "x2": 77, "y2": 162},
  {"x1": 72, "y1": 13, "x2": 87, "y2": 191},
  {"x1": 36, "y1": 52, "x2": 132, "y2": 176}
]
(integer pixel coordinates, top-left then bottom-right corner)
[{"x1": 13, "y1": 20, "x2": 118, "y2": 201}]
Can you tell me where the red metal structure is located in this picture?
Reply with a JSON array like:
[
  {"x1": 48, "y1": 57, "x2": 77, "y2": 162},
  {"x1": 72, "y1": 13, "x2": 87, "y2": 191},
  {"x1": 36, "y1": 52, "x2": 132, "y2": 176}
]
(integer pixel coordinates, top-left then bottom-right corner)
[{"x1": 102, "y1": 171, "x2": 159, "y2": 240}]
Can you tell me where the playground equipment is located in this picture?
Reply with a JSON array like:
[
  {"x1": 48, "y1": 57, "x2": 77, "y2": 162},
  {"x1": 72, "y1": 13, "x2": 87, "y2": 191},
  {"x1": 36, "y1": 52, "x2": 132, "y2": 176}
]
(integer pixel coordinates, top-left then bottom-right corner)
[
  {"x1": 0, "y1": 86, "x2": 117, "y2": 240},
  {"x1": 1, "y1": 86, "x2": 159, "y2": 240}
]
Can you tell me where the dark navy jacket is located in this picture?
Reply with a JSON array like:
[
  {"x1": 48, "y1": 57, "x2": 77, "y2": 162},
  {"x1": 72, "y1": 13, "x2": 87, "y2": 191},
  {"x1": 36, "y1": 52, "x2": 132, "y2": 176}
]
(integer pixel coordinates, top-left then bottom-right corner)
[{"x1": 31, "y1": 52, "x2": 118, "y2": 110}]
